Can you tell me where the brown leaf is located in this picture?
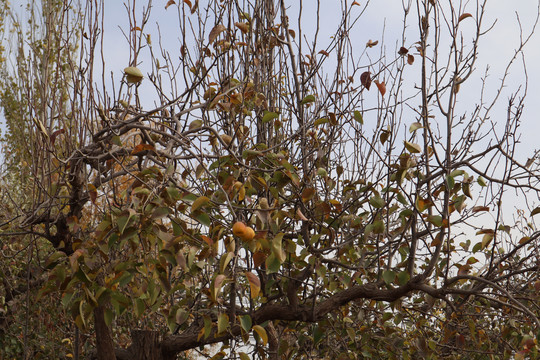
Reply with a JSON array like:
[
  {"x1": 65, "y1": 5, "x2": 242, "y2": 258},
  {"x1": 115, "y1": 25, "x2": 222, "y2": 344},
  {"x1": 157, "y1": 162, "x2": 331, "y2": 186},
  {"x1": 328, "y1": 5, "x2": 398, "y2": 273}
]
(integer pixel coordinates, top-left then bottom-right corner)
[
  {"x1": 352, "y1": 1, "x2": 361, "y2": 6},
  {"x1": 131, "y1": 143, "x2": 155, "y2": 155},
  {"x1": 288, "y1": 29, "x2": 296, "y2": 38},
  {"x1": 50, "y1": 128, "x2": 65, "y2": 145},
  {"x1": 318, "y1": 50, "x2": 329, "y2": 57},
  {"x1": 301, "y1": 188, "x2": 316, "y2": 202},
  {"x1": 190, "y1": 0, "x2": 198, "y2": 13},
  {"x1": 165, "y1": 0, "x2": 176, "y2": 9},
  {"x1": 458, "y1": 13, "x2": 472, "y2": 22},
  {"x1": 183, "y1": 0, "x2": 192, "y2": 9},
  {"x1": 235, "y1": 22, "x2": 249, "y2": 34},
  {"x1": 360, "y1": 71, "x2": 371, "y2": 90},
  {"x1": 398, "y1": 46, "x2": 408, "y2": 55},
  {"x1": 366, "y1": 39, "x2": 378, "y2": 48},
  {"x1": 374, "y1": 80, "x2": 386, "y2": 96},
  {"x1": 209, "y1": 24, "x2": 227, "y2": 44},
  {"x1": 88, "y1": 184, "x2": 97, "y2": 204},
  {"x1": 407, "y1": 54, "x2": 414, "y2": 65}
]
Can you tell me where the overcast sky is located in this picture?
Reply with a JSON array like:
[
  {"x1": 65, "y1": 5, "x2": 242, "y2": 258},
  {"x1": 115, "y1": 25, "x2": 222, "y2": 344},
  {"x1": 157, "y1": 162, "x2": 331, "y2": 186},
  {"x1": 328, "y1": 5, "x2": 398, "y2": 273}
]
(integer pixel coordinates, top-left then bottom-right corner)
[{"x1": 99, "y1": 1, "x2": 540, "y2": 157}]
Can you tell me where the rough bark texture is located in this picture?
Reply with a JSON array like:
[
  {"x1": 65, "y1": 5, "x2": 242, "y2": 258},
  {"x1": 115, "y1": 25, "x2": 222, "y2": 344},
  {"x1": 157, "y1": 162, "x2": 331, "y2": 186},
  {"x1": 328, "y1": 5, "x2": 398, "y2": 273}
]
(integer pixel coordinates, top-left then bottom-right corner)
[{"x1": 93, "y1": 305, "x2": 116, "y2": 360}]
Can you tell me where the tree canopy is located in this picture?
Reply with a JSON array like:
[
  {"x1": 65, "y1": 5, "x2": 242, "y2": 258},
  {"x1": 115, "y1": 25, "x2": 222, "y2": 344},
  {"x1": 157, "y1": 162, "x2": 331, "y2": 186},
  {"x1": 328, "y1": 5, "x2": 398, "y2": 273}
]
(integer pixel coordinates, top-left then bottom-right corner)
[{"x1": 0, "y1": 0, "x2": 539, "y2": 359}]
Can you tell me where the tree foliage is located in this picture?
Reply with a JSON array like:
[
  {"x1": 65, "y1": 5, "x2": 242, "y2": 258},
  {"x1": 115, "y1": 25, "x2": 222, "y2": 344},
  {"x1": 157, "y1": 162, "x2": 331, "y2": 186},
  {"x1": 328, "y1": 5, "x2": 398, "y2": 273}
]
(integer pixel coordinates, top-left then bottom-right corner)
[{"x1": 1, "y1": 0, "x2": 539, "y2": 359}]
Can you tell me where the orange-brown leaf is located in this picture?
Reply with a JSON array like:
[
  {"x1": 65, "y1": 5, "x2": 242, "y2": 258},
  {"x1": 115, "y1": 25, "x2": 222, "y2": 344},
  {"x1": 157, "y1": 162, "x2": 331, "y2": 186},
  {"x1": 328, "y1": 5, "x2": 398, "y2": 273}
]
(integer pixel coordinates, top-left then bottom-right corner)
[
  {"x1": 458, "y1": 13, "x2": 472, "y2": 22},
  {"x1": 209, "y1": 24, "x2": 226, "y2": 44},
  {"x1": 165, "y1": 0, "x2": 176, "y2": 9},
  {"x1": 374, "y1": 80, "x2": 386, "y2": 96}
]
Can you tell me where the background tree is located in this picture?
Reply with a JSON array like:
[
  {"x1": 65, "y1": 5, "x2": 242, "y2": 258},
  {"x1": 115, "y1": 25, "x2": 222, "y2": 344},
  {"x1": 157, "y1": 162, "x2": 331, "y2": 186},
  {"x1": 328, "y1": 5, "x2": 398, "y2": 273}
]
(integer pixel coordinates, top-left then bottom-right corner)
[{"x1": 1, "y1": 0, "x2": 539, "y2": 359}]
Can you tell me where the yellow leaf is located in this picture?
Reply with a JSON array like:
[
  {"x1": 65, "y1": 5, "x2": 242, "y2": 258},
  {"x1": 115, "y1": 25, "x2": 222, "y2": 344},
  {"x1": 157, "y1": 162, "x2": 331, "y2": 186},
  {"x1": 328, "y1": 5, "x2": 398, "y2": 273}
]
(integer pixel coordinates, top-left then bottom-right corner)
[
  {"x1": 191, "y1": 196, "x2": 210, "y2": 213},
  {"x1": 253, "y1": 325, "x2": 268, "y2": 345},
  {"x1": 244, "y1": 272, "x2": 261, "y2": 298}
]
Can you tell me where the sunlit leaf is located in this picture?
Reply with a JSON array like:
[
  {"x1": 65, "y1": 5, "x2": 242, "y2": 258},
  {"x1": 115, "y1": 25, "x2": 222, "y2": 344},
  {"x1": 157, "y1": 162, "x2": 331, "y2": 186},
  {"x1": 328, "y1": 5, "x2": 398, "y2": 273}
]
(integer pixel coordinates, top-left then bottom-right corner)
[
  {"x1": 404, "y1": 141, "x2": 422, "y2": 153},
  {"x1": 409, "y1": 122, "x2": 423, "y2": 133},
  {"x1": 191, "y1": 196, "x2": 210, "y2": 213},
  {"x1": 353, "y1": 110, "x2": 364, "y2": 124},
  {"x1": 253, "y1": 325, "x2": 268, "y2": 345},
  {"x1": 244, "y1": 272, "x2": 261, "y2": 299}
]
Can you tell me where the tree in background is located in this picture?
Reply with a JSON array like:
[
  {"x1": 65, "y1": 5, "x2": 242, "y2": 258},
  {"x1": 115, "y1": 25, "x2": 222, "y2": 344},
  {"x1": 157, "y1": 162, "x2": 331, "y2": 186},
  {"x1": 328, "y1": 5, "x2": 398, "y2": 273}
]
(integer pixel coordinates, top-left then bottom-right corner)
[{"x1": 0, "y1": 0, "x2": 539, "y2": 359}]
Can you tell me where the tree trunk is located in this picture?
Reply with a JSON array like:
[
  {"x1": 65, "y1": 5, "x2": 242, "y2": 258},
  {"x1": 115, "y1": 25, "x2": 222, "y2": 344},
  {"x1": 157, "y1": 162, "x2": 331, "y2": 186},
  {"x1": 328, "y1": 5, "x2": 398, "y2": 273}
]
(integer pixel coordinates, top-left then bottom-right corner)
[
  {"x1": 130, "y1": 330, "x2": 161, "y2": 360},
  {"x1": 93, "y1": 305, "x2": 116, "y2": 360}
]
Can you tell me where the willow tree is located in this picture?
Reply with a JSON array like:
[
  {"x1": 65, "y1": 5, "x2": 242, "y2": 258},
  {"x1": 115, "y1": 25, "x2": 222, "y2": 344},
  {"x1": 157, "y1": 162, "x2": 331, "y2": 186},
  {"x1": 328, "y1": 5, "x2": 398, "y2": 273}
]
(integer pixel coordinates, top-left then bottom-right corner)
[{"x1": 1, "y1": 0, "x2": 539, "y2": 359}]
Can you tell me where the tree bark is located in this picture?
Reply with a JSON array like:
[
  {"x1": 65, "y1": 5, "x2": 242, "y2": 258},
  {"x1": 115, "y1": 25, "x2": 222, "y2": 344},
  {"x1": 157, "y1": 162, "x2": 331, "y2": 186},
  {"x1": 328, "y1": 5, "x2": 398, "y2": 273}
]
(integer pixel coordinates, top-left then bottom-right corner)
[{"x1": 93, "y1": 305, "x2": 116, "y2": 360}]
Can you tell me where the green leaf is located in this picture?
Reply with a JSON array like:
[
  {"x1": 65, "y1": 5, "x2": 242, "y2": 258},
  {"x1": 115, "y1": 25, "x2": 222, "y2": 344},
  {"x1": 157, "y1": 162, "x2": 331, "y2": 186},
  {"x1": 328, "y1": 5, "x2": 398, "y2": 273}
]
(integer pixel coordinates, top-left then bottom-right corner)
[
  {"x1": 300, "y1": 94, "x2": 316, "y2": 105},
  {"x1": 117, "y1": 208, "x2": 137, "y2": 235},
  {"x1": 239, "y1": 315, "x2": 252, "y2": 332},
  {"x1": 104, "y1": 308, "x2": 114, "y2": 327},
  {"x1": 427, "y1": 215, "x2": 443, "y2": 227},
  {"x1": 353, "y1": 110, "x2": 364, "y2": 124},
  {"x1": 382, "y1": 270, "x2": 396, "y2": 285},
  {"x1": 314, "y1": 118, "x2": 329, "y2": 126},
  {"x1": 217, "y1": 313, "x2": 229, "y2": 335},
  {"x1": 446, "y1": 175, "x2": 455, "y2": 190},
  {"x1": 372, "y1": 220, "x2": 385, "y2": 234},
  {"x1": 477, "y1": 176, "x2": 487, "y2": 187},
  {"x1": 239, "y1": 353, "x2": 250, "y2": 360},
  {"x1": 265, "y1": 253, "x2": 281, "y2": 274},
  {"x1": 369, "y1": 194, "x2": 385, "y2": 208},
  {"x1": 262, "y1": 111, "x2": 279, "y2": 123},
  {"x1": 397, "y1": 271, "x2": 410, "y2": 285},
  {"x1": 313, "y1": 325, "x2": 324, "y2": 345},
  {"x1": 188, "y1": 119, "x2": 203, "y2": 131},
  {"x1": 176, "y1": 308, "x2": 189, "y2": 326},
  {"x1": 134, "y1": 298, "x2": 145, "y2": 318},
  {"x1": 270, "y1": 233, "x2": 286, "y2": 263},
  {"x1": 194, "y1": 212, "x2": 211, "y2": 227}
]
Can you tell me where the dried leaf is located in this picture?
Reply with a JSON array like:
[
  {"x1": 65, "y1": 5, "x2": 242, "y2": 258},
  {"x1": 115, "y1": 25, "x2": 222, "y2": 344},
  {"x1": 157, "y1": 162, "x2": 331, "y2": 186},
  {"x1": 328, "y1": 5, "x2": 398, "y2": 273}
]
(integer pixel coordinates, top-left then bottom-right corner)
[
  {"x1": 209, "y1": 24, "x2": 226, "y2": 44},
  {"x1": 235, "y1": 22, "x2": 249, "y2": 34},
  {"x1": 366, "y1": 39, "x2": 378, "y2": 48},
  {"x1": 165, "y1": 0, "x2": 176, "y2": 9},
  {"x1": 374, "y1": 80, "x2": 386, "y2": 96},
  {"x1": 360, "y1": 71, "x2": 371, "y2": 90},
  {"x1": 407, "y1": 54, "x2": 414, "y2": 65},
  {"x1": 398, "y1": 46, "x2": 408, "y2": 55},
  {"x1": 318, "y1": 50, "x2": 329, "y2": 56},
  {"x1": 458, "y1": 13, "x2": 472, "y2": 22}
]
